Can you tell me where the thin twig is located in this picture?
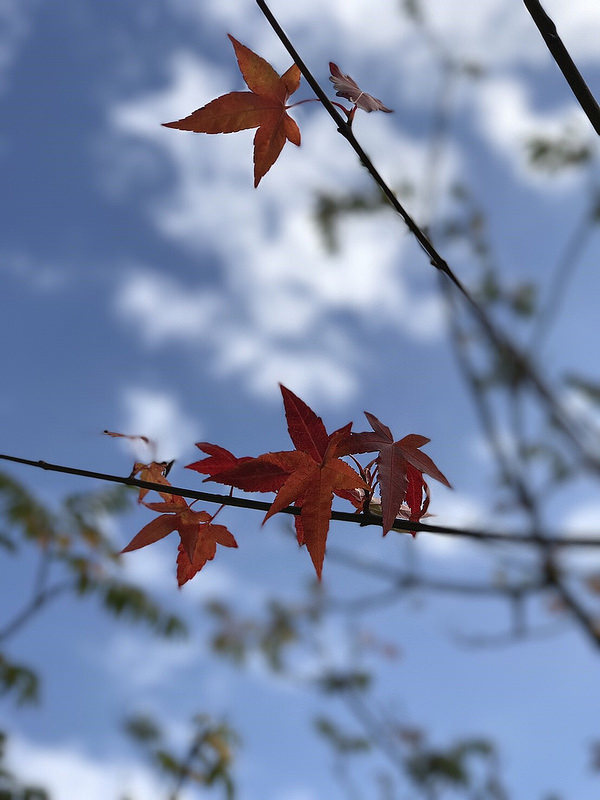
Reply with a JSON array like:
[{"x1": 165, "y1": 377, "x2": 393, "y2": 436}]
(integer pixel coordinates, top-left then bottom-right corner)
[
  {"x1": 326, "y1": 546, "x2": 546, "y2": 599},
  {"x1": 528, "y1": 192, "x2": 598, "y2": 349},
  {"x1": 453, "y1": 621, "x2": 567, "y2": 649},
  {"x1": 0, "y1": 580, "x2": 73, "y2": 643}
]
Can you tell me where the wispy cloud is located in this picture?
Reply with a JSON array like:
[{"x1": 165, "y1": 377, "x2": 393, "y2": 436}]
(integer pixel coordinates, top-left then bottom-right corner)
[
  {"x1": 108, "y1": 48, "x2": 452, "y2": 404},
  {"x1": 475, "y1": 77, "x2": 594, "y2": 188},
  {"x1": 120, "y1": 385, "x2": 202, "y2": 461},
  {"x1": 7, "y1": 735, "x2": 181, "y2": 800},
  {"x1": 0, "y1": 0, "x2": 37, "y2": 95}
]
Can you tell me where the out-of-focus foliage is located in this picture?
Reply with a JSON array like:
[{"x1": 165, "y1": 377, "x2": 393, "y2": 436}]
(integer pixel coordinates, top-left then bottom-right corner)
[
  {"x1": 314, "y1": 186, "x2": 407, "y2": 252},
  {"x1": 206, "y1": 598, "x2": 303, "y2": 672},
  {"x1": 525, "y1": 129, "x2": 593, "y2": 173},
  {"x1": 314, "y1": 716, "x2": 371, "y2": 754},
  {"x1": 0, "y1": 473, "x2": 187, "y2": 705},
  {"x1": 0, "y1": 657, "x2": 38, "y2": 706},
  {"x1": 124, "y1": 712, "x2": 238, "y2": 800}
]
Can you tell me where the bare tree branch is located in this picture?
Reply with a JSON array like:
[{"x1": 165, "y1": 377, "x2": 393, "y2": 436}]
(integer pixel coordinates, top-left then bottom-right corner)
[
  {"x1": 255, "y1": 0, "x2": 600, "y2": 476},
  {"x1": 522, "y1": 0, "x2": 600, "y2": 135},
  {"x1": 3, "y1": 453, "x2": 600, "y2": 549}
]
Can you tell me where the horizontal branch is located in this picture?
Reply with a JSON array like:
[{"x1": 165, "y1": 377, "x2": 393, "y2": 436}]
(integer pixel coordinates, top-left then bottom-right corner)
[{"x1": 2, "y1": 452, "x2": 600, "y2": 548}]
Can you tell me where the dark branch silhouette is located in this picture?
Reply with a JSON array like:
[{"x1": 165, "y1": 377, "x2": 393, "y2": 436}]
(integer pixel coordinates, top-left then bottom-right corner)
[
  {"x1": 255, "y1": 0, "x2": 600, "y2": 476},
  {"x1": 522, "y1": 0, "x2": 600, "y2": 135},
  {"x1": 3, "y1": 452, "x2": 600, "y2": 548}
]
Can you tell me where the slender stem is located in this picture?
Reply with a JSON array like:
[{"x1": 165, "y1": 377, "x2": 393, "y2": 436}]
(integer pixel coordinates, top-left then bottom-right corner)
[
  {"x1": 326, "y1": 547, "x2": 546, "y2": 598},
  {"x1": 522, "y1": 0, "x2": 600, "y2": 135},
  {"x1": 343, "y1": 690, "x2": 406, "y2": 780},
  {"x1": 168, "y1": 733, "x2": 205, "y2": 800},
  {"x1": 287, "y1": 97, "x2": 350, "y2": 115},
  {"x1": 528, "y1": 195, "x2": 598, "y2": 350}
]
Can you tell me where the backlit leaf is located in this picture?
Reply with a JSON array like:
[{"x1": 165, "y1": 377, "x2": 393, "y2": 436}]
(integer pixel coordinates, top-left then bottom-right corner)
[{"x1": 163, "y1": 35, "x2": 302, "y2": 186}]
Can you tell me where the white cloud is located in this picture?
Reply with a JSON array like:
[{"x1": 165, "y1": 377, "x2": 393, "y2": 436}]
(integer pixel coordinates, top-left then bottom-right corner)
[
  {"x1": 475, "y1": 77, "x2": 594, "y2": 188},
  {"x1": 563, "y1": 502, "x2": 600, "y2": 537},
  {"x1": 108, "y1": 48, "x2": 451, "y2": 405},
  {"x1": 542, "y1": 0, "x2": 600, "y2": 62},
  {"x1": 6, "y1": 735, "x2": 186, "y2": 800},
  {"x1": 103, "y1": 0, "x2": 600, "y2": 408},
  {"x1": 120, "y1": 541, "x2": 236, "y2": 600},
  {"x1": 0, "y1": 250, "x2": 70, "y2": 291},
  {"x1": 120, "y1": 386, "x2": 202, "y2": 461},
  {"x1": 98, "y1": 630, "x2": 201, "y2": 690},
  {"x1": 116, "y1": 270, "x2": 223, "y2": 344},
  {"x1": 415, "y1": 490, "x2": 487, "y2": 558},
  {"x1": 177, "y1": 0, "x2": 600, "y2": 86},
  {"x1": 558, "y1": 501, "x2": 600, "y2": 571}
]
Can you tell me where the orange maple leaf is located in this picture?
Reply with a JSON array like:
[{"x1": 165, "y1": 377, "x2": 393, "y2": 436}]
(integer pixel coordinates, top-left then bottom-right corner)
[
  {"x1": 176, "y1": 522, "x2": 237, "y2": 587},
  {"x1": 163, "y1": 35, "x2": 301, "y2": 187},
  {"x1": 104, "y1": 430, "x2": 174, "y2": 503},
  {"x1": 121, "y1": 495, "x2": 237, "y2": 586},
  {"x1": 206, "y1": 385, "x2": 368, "y2": 579}
]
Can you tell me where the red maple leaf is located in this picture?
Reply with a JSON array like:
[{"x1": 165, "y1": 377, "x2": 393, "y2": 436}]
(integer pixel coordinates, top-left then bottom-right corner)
[
  {"x1": 206, "y1": 385, "x2": 367, "y2": 579},
  {"x1": 121, "y1": 495, "x2": 237, "y2": 585},
  {"x1": 163, "y1": 35, "x2": 301, "y2": 187},
  {"x1": 339, "y1": 413, "x2": 450, "y2": 533},
  {"x1": 175, "y1": 523, "x2": 238, "y2": 587},
  {"x1": 186, "y1": 442, "x2": 252, "y2": 478}
]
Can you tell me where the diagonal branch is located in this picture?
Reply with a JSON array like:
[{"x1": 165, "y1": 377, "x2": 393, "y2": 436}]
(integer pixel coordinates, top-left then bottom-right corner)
[
  {"x1": 0, "y1": 580, "x2": 73, "y2": 643},
  {"x1": 255, "y1": 0, "x2": 600, "y2": 475},
  {"x1": 522, "y1": 0, "x2": 600, "y2": 135}
]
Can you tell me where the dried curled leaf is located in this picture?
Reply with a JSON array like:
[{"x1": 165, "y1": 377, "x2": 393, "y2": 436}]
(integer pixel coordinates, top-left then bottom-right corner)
[{"x1": 329, "y1": 62, "x2": 393, "y2": 113}]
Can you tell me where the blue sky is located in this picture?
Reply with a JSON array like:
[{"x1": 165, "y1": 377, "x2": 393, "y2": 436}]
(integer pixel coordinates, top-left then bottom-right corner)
[{"x1": 2, "y1": 0, "x2": 600, "y2": 797}]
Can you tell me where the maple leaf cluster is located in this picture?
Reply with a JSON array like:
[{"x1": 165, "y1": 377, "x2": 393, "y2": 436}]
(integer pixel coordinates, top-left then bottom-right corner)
[
  {"x1": 119, "y1": 386, "x2": 449, "y2": 586},
  {"x1": 163, "y1": 35, "x2": 393, "y2": 186}
]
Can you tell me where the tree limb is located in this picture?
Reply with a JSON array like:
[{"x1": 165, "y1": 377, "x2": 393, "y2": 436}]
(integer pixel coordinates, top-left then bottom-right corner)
[
  {"x1": 522, "y1": 0, "x2": 600, "y2": 135},
  {"x1": 3, "y1": 452, "x2": 600, "y2": 548}
]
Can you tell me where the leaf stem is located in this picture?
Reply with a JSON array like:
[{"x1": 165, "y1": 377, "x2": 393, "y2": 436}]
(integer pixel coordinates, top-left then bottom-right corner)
[{"x1": 287, "y1": 98, "x2": 350, "y2": 117}]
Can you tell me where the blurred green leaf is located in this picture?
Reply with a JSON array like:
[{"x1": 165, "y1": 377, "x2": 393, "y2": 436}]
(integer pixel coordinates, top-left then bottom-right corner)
[
  {"x1": 315, "y1": 716, "x2": 371, "y2": 753},
  {"x1": 123, "y1": 714, "x2": 163, "y2": 744},
  {"x1": 317, "y1": 670, "x2": 371, "y2": 694},
  {"x1": 526, "y1": 133, "x2": 592, "y2": 172},
  {"x1": 313, "y1": 186, "x2": 406, "y2": 252},
  {"x1": 0, "y1": 657, "x2": 39, "y2": 705},
  {"x1": 101, "y1": 582, "x2": 188, "y2": 639}
]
